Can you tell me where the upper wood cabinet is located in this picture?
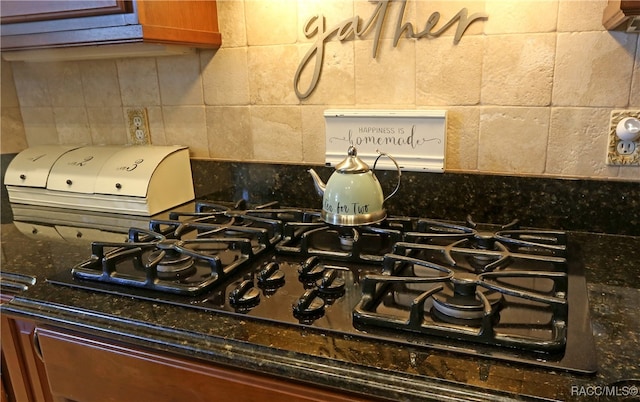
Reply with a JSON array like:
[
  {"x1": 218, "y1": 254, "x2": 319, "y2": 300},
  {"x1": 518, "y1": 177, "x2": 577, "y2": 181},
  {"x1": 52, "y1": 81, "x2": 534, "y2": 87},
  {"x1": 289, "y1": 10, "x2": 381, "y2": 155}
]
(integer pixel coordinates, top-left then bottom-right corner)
[
  {"x1": 0, "y1": 0, "x2": 221, "y2": 61},
  {"x1": 603, "y1": 0, "x2": 640, "y2": 32}
]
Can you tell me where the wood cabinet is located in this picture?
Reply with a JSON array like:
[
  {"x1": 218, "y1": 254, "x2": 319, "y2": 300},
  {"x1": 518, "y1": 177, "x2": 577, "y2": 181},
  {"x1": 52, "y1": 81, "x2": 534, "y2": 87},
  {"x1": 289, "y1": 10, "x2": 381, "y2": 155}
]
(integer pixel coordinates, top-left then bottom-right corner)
[
  {"x1": 1, "y1": 314, "x2": 375, "y2": 402},
  {"x1": 35, "y1": 327, "x2": 372, "y2": 402},
  {"x1": 603, "y1": 0, "x2": 640, "y2": 32},
  {"x1": 0, "y1": 309, "x2": 52, "y2": 402},
  {"x1": 0, "y1": 1, "x2": 221, "y2": 61}
]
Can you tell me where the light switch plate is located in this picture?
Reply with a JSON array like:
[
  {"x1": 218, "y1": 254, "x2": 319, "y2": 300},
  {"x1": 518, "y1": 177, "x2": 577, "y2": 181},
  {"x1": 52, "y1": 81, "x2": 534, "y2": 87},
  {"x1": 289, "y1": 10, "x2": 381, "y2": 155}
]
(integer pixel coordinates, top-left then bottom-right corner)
[
  {"x1": 324, "y1": 109, "x2": 447, "y2": 172},
  {"x1": 607, "y1": 110, "x2": 640, "y2": 166}
]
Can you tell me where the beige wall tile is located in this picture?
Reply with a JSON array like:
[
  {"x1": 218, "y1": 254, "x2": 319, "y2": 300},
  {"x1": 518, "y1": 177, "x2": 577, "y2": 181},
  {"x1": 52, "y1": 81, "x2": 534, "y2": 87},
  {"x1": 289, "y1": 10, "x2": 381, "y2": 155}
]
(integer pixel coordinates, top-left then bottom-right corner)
[
  {"x1": 162, "y1": 106, "x2": 208, "y2": 157},
  {"x1": 206, "y1": 106, "x2": 253, "y2": 160},
  {"x1": 157, "y1": 54, "x2": 203, "y2": 106},
  {"x1": 484, "y1": 0, "x2": 557, "y2": 34},
  {"x1": 79, "y1": 60, "x2": 121, "y2": 107},
  {"x1": 248, "y1": 45, "x2": 300, "y2": 105},
  {"x1": 553, "y1": 32, "x2": 636, "y2": 107},
  {"x1": 297, "y1": 0, "x2": 352, "y2": 42},
  {"x1": 53, "y1": 107, "x2": 91, "y2": 145},
  {"x1": 355, "y1": 38, "x2": 415, "y2": 105},
  {"x1": 618, "y1": 166, "x2": 640, "y2": 179},
  {"x1": 1, "y1": 107, "x2": 27, "y2": 153},
  {"x1": 217, "y1": 0, "x2": 248, "y2": 48},
  {"x1": 546, "y1": 107, "x2": 618, "y2": 178},
  {"x1": 12, "y1": 62, "x2": 51, "y2": 107},
  {"x1": 117, "y1": 58, "x2": 160, "y2": 106},
  {"x1": 301, "y1": 105, "x2": 327, "y2": 163},
  {"x1": 47, "y1": 61, "x2": 84, "y2": 107},
  {"x1": 20, "y1": 107, "x2": 58, "y2": 146},
  {"x1": 250, "y1": 106, "x2": 303, "y2": 162},
  {"x1": 478, "y1": 107, "x2": 549, "y2": 174},
  {"x1": 245, "y1": 0, "x2": 298, "y2": 46},
  {"x1": 202, "y1": 48, "x2": 249, "y2": 106},
  {"x1": 297, "y1": 40, "x2": 355, "y2": 104},
  {"x1": 87, "y1": 107, "x2": 127, "y2": 145},
  {"x1": 416, "y1": 35, "x2": 484, "y2": 106},
  {"x1": 445, "y1": 107, "x2": 479, "y2": 171},
  {"x1": 414, "y1": 0, "x2": 487, "y2": 39},
  {"x1": 1, "y1": 60, "x2": 19, "y2": 108},
  {"x1": 146, "y1": 106, "x2": 167, "y2": 146},
  {"x1": 631, "y1": 41, "x2": 640, "y2": 107},
  {"x1": 557, "y1": 0, "x2": 608, "y2": 32},
  {"x1": 482, "y1": 34, "x2": 555, "y2": 106}
]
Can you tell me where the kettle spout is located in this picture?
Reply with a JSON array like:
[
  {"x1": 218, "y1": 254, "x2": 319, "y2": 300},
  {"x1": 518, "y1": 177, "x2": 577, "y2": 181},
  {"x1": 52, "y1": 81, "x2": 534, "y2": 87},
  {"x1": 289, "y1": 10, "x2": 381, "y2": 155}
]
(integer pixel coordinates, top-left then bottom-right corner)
[{"x1": 308, "y1": 169, "x2": 326, "y2": 197}]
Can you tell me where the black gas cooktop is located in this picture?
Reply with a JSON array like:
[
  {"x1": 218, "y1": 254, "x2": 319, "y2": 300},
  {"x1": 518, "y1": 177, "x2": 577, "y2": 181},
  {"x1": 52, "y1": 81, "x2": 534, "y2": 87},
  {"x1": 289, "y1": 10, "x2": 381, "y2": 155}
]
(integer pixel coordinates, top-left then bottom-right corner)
[{"x1": 47, "y1": 200, "x2": 598, "y2": 374}]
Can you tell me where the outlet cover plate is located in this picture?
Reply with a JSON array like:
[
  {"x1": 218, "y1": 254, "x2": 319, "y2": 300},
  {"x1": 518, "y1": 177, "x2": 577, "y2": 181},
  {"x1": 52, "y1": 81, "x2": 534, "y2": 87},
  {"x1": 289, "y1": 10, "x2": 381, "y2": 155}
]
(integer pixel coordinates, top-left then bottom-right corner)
[
  {"x1": 607, "y1": 110, "x2": 640, "y2": 166},
  {"x1": 126, "y1": 107, "x2": 151, "y2": 145},
  {"x1": 324, "y1": 109, "x2": 447, "y2": 172}
]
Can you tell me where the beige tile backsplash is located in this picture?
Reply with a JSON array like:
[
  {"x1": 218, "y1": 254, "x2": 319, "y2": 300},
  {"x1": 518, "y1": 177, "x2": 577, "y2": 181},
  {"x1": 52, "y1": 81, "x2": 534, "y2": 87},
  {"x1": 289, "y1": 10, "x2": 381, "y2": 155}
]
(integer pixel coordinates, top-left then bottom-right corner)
[{"x1": 1, "y1": 0, "x2": 639, "y2": 181}]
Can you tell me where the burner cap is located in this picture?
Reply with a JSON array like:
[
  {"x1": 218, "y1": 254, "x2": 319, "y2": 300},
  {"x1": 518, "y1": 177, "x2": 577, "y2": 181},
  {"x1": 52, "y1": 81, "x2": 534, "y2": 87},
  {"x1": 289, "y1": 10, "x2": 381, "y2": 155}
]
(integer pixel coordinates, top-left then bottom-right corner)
[
  {"x1": 149, "y1": 249, "x2": 196, "y2": 279},
  {"x1": 432, "y1": 284, "x2": 503, "y2": 320}
]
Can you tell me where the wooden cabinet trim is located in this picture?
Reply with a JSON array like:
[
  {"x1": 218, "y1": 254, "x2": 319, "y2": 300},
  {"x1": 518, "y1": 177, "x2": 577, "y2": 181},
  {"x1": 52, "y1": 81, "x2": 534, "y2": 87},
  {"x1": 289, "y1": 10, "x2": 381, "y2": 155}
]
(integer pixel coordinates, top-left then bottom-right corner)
[{"x1": 37, "y1": 327, "x2": 373, "y2": 402}]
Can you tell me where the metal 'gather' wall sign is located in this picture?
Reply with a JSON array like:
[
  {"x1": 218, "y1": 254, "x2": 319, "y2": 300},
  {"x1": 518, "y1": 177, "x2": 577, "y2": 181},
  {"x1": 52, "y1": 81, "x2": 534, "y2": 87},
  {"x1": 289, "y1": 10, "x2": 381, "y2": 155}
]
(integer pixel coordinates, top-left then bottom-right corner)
[{"x1": 294, "y1": 0, "x2": 488, "y2": 99}]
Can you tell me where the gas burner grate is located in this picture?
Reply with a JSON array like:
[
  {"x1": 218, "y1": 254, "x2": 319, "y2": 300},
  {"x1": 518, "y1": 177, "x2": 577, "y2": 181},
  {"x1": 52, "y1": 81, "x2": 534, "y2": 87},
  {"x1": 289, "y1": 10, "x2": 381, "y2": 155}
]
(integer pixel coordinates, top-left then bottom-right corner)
[
  {"x1": 72, "y1": 228, "x2": 256, "y2": 295},
  {"x1": 353, "y1": 240, "x2": 569, "y2": 353}
]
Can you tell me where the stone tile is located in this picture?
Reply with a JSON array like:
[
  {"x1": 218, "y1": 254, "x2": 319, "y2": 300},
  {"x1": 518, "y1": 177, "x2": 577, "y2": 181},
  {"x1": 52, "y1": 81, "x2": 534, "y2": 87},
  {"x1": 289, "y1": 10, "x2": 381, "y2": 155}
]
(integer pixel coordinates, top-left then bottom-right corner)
[
  {"x1": 631, "y1": 41, "x2": 640, "y2": 107},
  {"x1": 413, "y1": 0, "x2": 487, "y2": 40},
  {"x1": 157, "y1": 53, "x2": 203, "y2": 106},
  {"x1": 618, "y1": 166, "x2": 640, "y2": 180},
  {"x1": 245, "y1": 0, "x2": 297, "y2": 46},
  {"x1": 297, "y1": 0, "x2": 351, "y2": 42},
  {"x1": 86, "y1": 107, "x2": 127, "y2": 145},
  {"x1": 12, "y1": 62, "x2": 51, "y2": 107},
  {"x1": 557, "y1": 0, "x2": 608, "y2": 32},
  {"x1": 1, "y1": 60, "x2": 19, "y2": 108},
  {"x1": 547, "y1": 107, "x2": 619, "y2": 178},
  {"x1": 1, "y1": 107, "x2": 27, "y2": 153},
  {"x1": 478, "y1": 107, "x2": 549, "y2": 174},
  {"x1": 355, "y1": 38, "x2": 415, "y2": 105},
  {"x1": 553, "y1": 31, "x2": 636, "y2": 107},
  {"x1": 146, "y1": 106, "x2": 167, "y2": 146},
  {"x1": 53, "y1": 107, "x2": 91, "y2": 145},
  {"x1": 416, "y1": 35, "x2": 484, "y2": 106},
  {"x1": 47, "y1": 61, "x2": 84, "y2": 107},
  {"x1": 444, "y1": 107, "x2": 479, "y2": 171},
  {"x1": 250, "y1": 106, "x2": 303, "y2": 162},
  {"x1": 297, "y1": 40, "x2": 355, "y2": 104},
  {"x1": 301, "y1": 105, "x2": 327, "y2": 163},
  {"x1": 20, "y1": 107, "x2": 59, "y2": 146},
  {"x1": 482, "y1": 34, "x2": 555, "y2": 106},
  {"x1": 79, "y1": 60, "x2": 121, "y2": 107},
  {"x1": 202, "y1": 48, "x2": 249, "y2": 106},
  {"x1": 206, "y1": 106, "x2": 253, "y2": 160},
  {"x1": 117, "y1": 58, "x2": 160, "y2": 106},
  {"x1": 248, "y1": 45, "x2": 300, "y2": 105},
  {"x1": 484, "y1": 0, "x2": 557, "y2": 34},
  {"x1": 216, "y1": 0, "x2": 247, "y2": 48},
  {"x1": 161, "y1": 106, "x2": 208, "y2": 157}
]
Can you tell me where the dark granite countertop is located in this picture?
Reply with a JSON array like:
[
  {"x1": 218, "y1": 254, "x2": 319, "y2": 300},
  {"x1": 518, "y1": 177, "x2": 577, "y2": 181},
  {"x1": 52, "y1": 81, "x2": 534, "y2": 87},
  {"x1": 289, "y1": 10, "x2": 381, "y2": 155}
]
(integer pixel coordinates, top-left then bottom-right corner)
[
  {"x1": 1, "y1": 224, "x2": 639, "y2": 401},
  {"x1": 1, "y1": 158, "x2": 639, "y2": 401}
]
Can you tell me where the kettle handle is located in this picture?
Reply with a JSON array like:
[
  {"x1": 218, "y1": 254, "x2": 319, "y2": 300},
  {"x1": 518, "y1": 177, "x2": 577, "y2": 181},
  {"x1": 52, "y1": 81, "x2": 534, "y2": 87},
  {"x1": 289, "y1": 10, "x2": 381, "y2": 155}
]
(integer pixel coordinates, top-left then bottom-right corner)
[{"x1": 373, "y1": 150, "x2": 402, "y2": 203}]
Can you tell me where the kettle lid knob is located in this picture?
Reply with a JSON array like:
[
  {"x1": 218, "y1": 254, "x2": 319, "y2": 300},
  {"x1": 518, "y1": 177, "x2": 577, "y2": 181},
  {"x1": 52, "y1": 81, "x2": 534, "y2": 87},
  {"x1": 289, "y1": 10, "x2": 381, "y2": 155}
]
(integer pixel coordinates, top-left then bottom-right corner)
[{"x1": 336, "y1": 146, "x2": 369, "y2": 173}]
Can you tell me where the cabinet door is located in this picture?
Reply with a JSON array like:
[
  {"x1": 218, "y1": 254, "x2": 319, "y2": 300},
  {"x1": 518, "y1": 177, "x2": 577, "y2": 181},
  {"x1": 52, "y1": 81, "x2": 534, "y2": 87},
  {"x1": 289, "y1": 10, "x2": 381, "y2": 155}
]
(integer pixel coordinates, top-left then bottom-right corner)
[
  {"x1": 37, "y1": 327, "x2": 372, "y2": 402},
  {"x1": 0, "y1": 313, "x2": 52, "y2": 402},
  {"x1": 0, "y1": 1, "x2": 130, "y2": 24}
]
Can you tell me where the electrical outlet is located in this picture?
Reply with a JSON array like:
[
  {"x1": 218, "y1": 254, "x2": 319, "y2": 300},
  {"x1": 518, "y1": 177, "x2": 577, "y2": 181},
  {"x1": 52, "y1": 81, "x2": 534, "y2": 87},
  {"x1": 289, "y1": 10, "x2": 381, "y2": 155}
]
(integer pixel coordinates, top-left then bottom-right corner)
[
  {"x1": 126, "y1": 108, "x2": 151, "y2": 145},
  {"x1": 606, "y1": 110, "x2": 640, "y2": 165}
]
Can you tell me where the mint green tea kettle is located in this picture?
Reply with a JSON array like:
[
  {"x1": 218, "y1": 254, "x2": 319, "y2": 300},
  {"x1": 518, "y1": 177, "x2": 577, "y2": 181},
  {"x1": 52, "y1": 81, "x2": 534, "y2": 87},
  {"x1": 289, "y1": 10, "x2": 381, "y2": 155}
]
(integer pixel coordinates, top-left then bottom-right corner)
[{"x1": 308, "y1": 146, "x2": 401, "y2": 226}]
